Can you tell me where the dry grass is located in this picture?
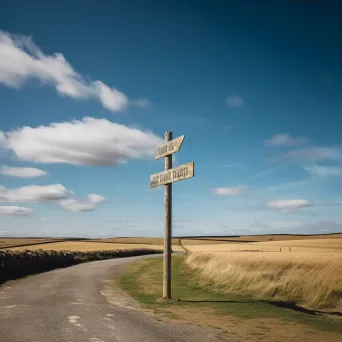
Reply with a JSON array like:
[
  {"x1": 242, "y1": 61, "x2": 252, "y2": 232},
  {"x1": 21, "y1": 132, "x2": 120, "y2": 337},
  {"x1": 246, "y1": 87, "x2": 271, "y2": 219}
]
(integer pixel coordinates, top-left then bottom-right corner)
[{"x1": 184, "y1": 238, "x2": 342, "y2": 313}]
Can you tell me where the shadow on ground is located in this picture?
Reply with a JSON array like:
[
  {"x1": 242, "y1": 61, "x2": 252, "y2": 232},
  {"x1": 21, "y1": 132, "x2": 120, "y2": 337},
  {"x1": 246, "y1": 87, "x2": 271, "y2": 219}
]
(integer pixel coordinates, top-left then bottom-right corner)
[{"x1": 179, "y1": 299, "x2": 254, "y2": 304}]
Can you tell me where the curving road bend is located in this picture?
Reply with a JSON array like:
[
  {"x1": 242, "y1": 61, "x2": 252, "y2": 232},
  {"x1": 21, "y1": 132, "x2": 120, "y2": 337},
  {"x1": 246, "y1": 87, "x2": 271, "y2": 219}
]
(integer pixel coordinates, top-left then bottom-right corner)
[{"x1": 0, "y1": 255, "x2": 225, "y2": 342}]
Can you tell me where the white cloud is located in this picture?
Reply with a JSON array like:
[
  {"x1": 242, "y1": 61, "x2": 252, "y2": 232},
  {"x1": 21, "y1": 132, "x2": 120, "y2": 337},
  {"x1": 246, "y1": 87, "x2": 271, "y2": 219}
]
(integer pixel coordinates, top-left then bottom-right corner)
[
  {"x1": 0, "y1": 184, "x2": 105, "y2": 212},
  {"x1": 0, "y1": 205, "x2": 34, "y2": 216},
  {"x1": 1, "y1": 165, "x2": 47, "y2": 178},
  {"x1": 304, "y1": 164, "x2": 342, "y2": 177},
  {"x1": 60, "y1": 193, "x2": 105, "y2": 212},
  {"x1": 0, "y1": 117, "x2": 162, "y2": 165},
  {"x1": 59, "y1": 199, "x2": 96, "y2": 212},
  {"x1": 272, "y1": 147, "x2": 342, "y2": 162},
  {"x1": 212, "y1": 185, "x2": 247, "y2": 196},
  {"x1": 226, "y1": 94, "x2": 244, "y2": 107},
  {"x1": 87, "y1": 194, "x2": 105, "y2": 204},
  {"x1": 265, "y1": 133, "x2": 307, "y2": 147},
  {"x1": 93, "y1": 81, "x2": 128, "y2": 111},
  {"x1": 0, "y1": 184, "x2": 73, "y2": 202},
  {"x1": 266, "y1": 199, "x2": 311, "y2": 211},
  {"x1": 0, "y1": 30, "x2": 148, "y2": 112}
]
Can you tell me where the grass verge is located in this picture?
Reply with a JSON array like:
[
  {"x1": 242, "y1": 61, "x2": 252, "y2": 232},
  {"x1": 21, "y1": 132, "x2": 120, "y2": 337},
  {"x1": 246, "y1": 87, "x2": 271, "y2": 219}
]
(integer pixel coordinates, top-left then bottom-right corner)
[{"x1": 119, "y1": 256, "x2": 342, "y2": 341}]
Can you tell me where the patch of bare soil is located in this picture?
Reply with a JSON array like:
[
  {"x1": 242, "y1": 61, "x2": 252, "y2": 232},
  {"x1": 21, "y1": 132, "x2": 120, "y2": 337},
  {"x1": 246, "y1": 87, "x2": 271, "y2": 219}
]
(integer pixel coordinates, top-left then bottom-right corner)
[
  {"x1": 161, "y1": 307, "x2": 342, "y2": 342},
  {"x1": 100, "y1": 264, "x2": 143, "y2": 311}
]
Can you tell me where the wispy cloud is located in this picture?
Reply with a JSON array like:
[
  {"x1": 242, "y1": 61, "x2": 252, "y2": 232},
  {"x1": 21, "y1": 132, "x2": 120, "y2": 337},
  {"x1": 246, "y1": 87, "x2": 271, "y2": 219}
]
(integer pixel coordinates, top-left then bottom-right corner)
[
  {"x1": 231, "y1": 162, "x2": 292, "y2": 185},
  {"x1": 226, "y1": 94, "x2": 244, "y2": 108},
  {"x1": 130, "y1": 99, "x2": 152, "y2": 108},
  {"x1": 265, "y1": 133, "x2": 307, "y2": 147},
  {"x1": 0, "y1": 205, "x2": 34, "y2": 216},
  {"x1": 108, "y1": 217, "x2": 129, "y2": 223},
  {"x1": 221, "y1": 163, "x2": 242, "y2": 169},
  {"x1": 0, "y1": 117, "x2": 162, "y2": 166},
  {"x1": 304, "y1": 164, "x2": 342, "y2": 177},
  {"x1": 319, "y1": 201, "x2": 342, "y2": 208},
  {"x1": 211, "y1": 185, "x2": 247, "y2": 196},
  {"x1": 266, "y1": 199, "x2": 311, "y2": 211},
  {"x1": 262, "y1": 177, "x2": 317, "y2": 193},
  {"x1": 271, "y1": 146, "x2": 342, "y2": 163},
  {"x1": 1, "y1": 165, "x2": 47, "y2": 178},
  {"x1": 0, "y1": 30, "x2": 148, "y2": 112}
]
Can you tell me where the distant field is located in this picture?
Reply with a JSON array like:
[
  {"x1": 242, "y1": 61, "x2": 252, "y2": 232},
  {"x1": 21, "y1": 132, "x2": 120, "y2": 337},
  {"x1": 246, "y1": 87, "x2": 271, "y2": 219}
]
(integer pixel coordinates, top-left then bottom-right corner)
[
  {"x1": 7, "y1": 241, "x2": 169, "y2": 252},
  {"x1": 2, "y1": 233, "x2": 341, "y2": 249},
  {"x1": 184, "y1": 238, "x2": 342, "y2": 256},
  {"x1": 89, "y1": 237, "x2": 181, "y2": 245},
  {"x1": 181, "y1": 233, "x2": 342, "y2": 244},
  {"x1": 0, "y1": 238, "x2": 61, "y2": 249},
  {"x1": 184, "y1": 238, "x2": 342, "y2": 313}
]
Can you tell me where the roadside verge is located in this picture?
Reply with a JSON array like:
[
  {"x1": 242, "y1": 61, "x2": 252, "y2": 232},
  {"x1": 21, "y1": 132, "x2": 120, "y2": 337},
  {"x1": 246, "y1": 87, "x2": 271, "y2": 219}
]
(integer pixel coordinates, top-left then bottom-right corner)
[{"x1": 119, "y1": 255, "x2": 342, "y2": 342}]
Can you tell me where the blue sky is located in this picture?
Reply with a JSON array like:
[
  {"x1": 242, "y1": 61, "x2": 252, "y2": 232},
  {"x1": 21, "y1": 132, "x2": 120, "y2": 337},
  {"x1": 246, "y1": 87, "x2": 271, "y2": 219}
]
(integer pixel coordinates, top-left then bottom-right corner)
[{"x1": 0, "y1": 1, "x2": 341, "y2": 237}]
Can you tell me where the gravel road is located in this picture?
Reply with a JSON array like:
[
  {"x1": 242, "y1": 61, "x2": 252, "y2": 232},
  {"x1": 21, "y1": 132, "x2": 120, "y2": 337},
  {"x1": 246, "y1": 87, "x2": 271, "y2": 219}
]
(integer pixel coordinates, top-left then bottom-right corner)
[{"x1": 0, "y1": 254, "x2": 228, "y2": 342}]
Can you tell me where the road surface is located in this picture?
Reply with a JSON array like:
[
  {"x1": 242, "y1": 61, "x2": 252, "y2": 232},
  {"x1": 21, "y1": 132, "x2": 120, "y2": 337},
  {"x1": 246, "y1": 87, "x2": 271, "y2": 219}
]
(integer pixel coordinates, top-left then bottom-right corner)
[{"x1": 0, "y1": 255, "x2": 225, "y2": 342}]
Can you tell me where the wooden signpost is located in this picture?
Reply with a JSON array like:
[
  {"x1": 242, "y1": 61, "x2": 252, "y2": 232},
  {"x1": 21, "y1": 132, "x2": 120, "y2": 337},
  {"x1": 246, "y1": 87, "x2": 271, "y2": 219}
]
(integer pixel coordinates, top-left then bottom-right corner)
[{"x1": 150, "y1": 132, "x2": 194, "y2": 300}]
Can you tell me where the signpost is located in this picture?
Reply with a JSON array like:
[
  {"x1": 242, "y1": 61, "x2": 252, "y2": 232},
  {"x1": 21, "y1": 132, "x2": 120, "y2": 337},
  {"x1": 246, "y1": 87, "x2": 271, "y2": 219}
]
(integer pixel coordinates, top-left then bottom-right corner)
[
  {"x1": 154, "y1": 135, "x2": 185, "y2": 160},
  {"x1": 150, "y1": 132, "x2": 194, "y2": 300},
  {"x1": 149, "y1": 162, "x2": 194, "y2": 188}
]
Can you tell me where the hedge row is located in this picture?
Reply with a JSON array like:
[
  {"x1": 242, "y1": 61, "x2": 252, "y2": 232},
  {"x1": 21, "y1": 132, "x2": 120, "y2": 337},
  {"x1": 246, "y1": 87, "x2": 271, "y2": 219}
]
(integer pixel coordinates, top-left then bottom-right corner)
[{"x1": 0, "y1": 248, "x2": 161, "y2": 284}]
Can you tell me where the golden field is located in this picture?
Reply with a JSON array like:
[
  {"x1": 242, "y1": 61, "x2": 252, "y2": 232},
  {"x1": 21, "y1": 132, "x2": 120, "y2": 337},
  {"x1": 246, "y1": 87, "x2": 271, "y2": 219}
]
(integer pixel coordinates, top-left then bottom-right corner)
[
  {"x1": 0, "y1": 238, "x2": 61, "y2": 249},
  {"x1": 183, "y1": 238, "x2": 342, "y2": 313},
  {"x1": 181, "y1": 233, "x2": 342, "y2": 244},
  {"x1": 90, "y1": 237, "x2": 181, "y2": 245}
]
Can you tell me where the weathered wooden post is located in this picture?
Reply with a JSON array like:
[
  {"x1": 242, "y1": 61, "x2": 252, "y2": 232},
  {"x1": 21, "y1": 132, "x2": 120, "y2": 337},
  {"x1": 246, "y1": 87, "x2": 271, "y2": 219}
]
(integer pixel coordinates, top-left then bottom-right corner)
[
  {"x1": 164, "y1": 131, "x2": 172, "y2": 299},
  {"x1": 150, "y1": 132, "x2": 194, "y2": 300}
]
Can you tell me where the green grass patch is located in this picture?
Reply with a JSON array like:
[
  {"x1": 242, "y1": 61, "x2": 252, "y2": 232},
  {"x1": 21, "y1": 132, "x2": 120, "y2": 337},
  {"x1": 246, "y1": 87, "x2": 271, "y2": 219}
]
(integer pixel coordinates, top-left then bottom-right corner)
[{"x1": 119, "y1": 255, "x2": 342, "y2": 334}]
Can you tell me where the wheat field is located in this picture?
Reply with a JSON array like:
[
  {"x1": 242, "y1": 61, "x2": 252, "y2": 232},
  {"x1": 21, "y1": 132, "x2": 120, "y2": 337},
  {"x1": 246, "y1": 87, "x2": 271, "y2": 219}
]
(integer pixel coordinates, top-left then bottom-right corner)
[
  {"x1": 0, "y1": 238, "x2": 61, "y2": 249},
  {"x1": 184, "y1": 238, "x2": 342, "y2": 313}
]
